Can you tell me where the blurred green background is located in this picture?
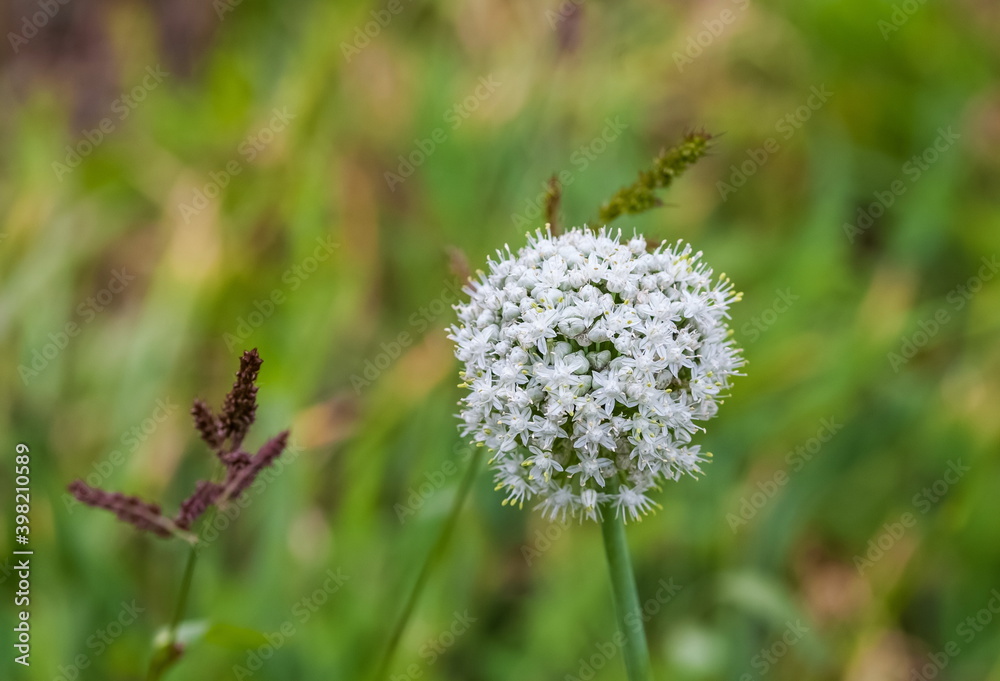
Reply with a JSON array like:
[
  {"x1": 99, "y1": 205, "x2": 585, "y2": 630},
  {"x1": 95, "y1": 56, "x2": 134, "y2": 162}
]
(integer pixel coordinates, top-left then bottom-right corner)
[{"x1": 2, "y1": 0, "x2": 999, "y2": 679}]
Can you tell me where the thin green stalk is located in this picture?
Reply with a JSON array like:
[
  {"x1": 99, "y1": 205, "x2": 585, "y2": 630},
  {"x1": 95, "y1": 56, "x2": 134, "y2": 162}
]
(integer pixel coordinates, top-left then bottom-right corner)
[
  {"x1": 169, "y1": 545, "x2": 199, "y2": 639},
  {"x1": 371, "y1": 451, "x2": 482, "y2": 681},
  {"x1": 147, "y1": 544, "x2": 198, "y2": 681},
  {"x1": 601, "y1": 504, "x2": 652, "y2": 681}
]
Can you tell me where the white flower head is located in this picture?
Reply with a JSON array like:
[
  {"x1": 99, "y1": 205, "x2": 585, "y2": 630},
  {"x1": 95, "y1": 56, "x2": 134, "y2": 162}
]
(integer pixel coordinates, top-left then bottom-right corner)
[{"x1": 450, "y1": 227, "x2": 744, "y2": 522}]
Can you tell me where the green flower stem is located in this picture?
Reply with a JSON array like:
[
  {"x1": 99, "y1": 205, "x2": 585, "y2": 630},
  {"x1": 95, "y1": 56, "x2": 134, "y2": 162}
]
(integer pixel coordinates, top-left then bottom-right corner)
[
  {"x1": 147, "y1": 544, "x2": 198, "y2": 681},
  {"x1": 600, "y1": 502, "x2": 652, "y2": 681},
  {"x1": 371, "y1": 451, "x2": 482, "y2": 681},
  {"x1": 169, "y1": 544, "x2": 198, "y2": 639}
]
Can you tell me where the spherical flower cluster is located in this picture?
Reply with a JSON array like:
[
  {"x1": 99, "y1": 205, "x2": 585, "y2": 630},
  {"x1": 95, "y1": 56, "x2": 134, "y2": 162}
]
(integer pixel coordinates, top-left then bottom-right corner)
[{"x1": 449, "y1": 227, "x2": 744, "y2": 522}]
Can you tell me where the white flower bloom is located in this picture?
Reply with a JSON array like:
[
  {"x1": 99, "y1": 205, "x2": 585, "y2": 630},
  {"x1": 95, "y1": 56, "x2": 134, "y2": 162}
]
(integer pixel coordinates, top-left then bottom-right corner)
[{"x1": 450, "y1": 227, "x2": 743, "y2": 522}]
